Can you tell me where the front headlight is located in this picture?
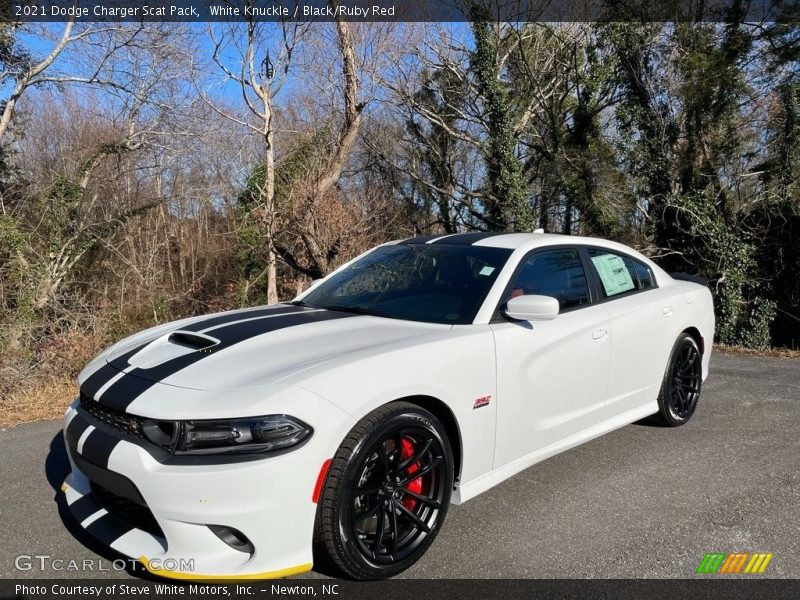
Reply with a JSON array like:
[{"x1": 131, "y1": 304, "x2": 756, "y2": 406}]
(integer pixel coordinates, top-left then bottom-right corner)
[{"x1": 165, "y1": 415, "x2": 312, "y2": 456}]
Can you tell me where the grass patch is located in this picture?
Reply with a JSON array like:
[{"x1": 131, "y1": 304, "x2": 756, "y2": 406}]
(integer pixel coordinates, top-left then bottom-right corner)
[
  {"x1": 0, "y1": 375, "x2": 75, "y2": 427},
  {"x1": 714, "y1": 343, "x2": 800, "y2": 359}
]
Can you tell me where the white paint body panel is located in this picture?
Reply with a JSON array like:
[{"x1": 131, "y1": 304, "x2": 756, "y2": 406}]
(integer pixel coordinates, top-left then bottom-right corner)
[
  {"x1": 65, "y1": 234, "x2": 714, "y2": 578},
  {"x1": 490, "y1": 302, "x2": 613, "y2": 467}
]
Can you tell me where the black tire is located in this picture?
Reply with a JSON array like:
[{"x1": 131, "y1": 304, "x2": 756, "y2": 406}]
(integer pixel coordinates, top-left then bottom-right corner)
[
  {"x1": 314, "y1": 402, "x2": 453, "y2": 580},
  {"x1": 655, "y1": 333, "x2": 703, "y2": 426}
]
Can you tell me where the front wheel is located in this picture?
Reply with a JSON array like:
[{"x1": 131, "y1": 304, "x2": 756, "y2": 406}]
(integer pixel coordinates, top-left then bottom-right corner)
[
  {"x1": 655, "y1": 333, "x2": 703, "y2": 426},
  {"x1": 314, "y1": 402, "x2": 453, "y2": 579}
]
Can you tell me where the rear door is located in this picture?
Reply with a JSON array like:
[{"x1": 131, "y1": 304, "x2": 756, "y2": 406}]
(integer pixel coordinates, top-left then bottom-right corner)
[
  {"x1": 490, "y1": 247, "x2": 612, "y2": 467},
  {"x1": 581, "y1": 247, "x2": 675, "y2": 415}
]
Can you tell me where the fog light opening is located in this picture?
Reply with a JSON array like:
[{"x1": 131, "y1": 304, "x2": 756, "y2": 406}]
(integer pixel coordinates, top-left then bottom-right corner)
[{"x1": 208, "y1": 525, "x2": 254, "y2": 555}]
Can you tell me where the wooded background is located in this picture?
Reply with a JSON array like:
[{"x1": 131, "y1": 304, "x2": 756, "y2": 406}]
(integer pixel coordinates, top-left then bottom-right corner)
[{"x1": 1, "y1": 9, "x2": 798, "y2": 422}]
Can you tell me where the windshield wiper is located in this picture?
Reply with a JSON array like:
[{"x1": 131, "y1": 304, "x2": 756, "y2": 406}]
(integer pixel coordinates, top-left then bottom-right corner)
[
  {"x1": 319, "y1": 304, "x2": 389, "y2": 318},
  {"x1": 291, "y1": 300, "x2": 388, "y2": 318}
]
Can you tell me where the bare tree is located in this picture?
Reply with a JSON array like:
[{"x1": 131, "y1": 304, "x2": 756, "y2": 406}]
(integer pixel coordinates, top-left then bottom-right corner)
[
  {"x1": 271, "y1": 6, "x2": 374, "y2": 277},
  {"x1": 200, "y1": 10, "x2": 310, "y2": 304},
  {"x1": 311, "y1": 9, "x2": 365, "y2": 198},
  {"x1": 5, "y1": 24, "x2": 198, "y2": 316},
  {"x1": 202, "y1": 2, "x2": 391, "y2": 292},
  {"x1": 0, "y1": 21, "x2": 153, "y2": 143}
]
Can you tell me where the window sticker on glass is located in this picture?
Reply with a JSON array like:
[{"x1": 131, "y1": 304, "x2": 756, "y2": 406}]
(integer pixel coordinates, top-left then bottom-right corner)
[
  {"x1": 478, "y1": 266, "x2": 495, "y2": 276},
  {"x1": 591, "y1": 253, "x2": 635, "y2": 296}
]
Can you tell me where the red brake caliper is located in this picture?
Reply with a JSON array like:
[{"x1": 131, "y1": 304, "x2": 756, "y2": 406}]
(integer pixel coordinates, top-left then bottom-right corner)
[{"x1": 400, "y1": 436, "x2": 421, "y2": 510}]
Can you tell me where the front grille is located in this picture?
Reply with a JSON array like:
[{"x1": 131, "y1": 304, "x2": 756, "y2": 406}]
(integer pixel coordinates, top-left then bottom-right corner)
[
  {"x1": 91, "y1": 482, "x2": 165, "y2": 539},
  {"x1": 79, "y1": 392, "x2": 145, "y2": 439}
]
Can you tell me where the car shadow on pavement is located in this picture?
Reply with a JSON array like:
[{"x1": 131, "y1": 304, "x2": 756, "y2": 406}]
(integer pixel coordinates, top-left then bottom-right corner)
[
  {"x1": 309, "y1": 546, "x2": 347, "y2": 579},
  {"x1": 632, "y1": 415, "x2": 667, "y2": 427},
  {"x1": 44, "y1": 432, "x2": 161, "y2": 581}
]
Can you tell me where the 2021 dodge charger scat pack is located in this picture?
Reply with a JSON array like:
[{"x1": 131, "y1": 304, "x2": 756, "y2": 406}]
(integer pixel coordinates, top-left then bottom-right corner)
[{"x1": 62, "y1": 232, "x2": 714, "y2": 580}]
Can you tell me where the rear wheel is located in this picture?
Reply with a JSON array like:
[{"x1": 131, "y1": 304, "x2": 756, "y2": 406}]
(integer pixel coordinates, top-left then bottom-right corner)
[
  {"x1": 315, "y1": 402, "x2": 453, "y2": 579},
  {"x1": 655, "y1": 333, "x2": 703, "y2": 426}
]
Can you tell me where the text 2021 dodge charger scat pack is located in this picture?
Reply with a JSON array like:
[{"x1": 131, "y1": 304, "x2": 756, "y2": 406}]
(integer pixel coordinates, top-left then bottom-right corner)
[{"x1": 62, "y1": 233, "x2": 714, "y2": 580}]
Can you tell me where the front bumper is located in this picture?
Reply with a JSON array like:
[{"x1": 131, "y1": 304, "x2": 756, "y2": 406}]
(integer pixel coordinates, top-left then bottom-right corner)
[{"x1": 62, "y1": 400, "x2": 346, "y2": 580}]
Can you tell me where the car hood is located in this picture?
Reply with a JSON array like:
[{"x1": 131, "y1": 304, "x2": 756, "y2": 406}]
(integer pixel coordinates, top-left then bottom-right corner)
[{"x1": 100, "y1": 303, "x2": 450, "y2": 393}]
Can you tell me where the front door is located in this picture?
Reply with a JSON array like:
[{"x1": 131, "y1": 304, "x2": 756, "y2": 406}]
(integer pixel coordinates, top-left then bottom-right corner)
[{"x1": 490, "y1": 247, "x2": 612, "y2": 467}]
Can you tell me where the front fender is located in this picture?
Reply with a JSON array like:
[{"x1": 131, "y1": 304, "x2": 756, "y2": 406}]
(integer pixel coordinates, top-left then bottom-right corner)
[{"x1": 298, "y1": 326, "x2": 497, "y2": 493}]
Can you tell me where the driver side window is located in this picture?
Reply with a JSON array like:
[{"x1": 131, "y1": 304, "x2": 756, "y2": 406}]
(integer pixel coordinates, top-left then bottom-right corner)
[{"x1": 505, "y1": 248, "x2": 591, "y2": 310}]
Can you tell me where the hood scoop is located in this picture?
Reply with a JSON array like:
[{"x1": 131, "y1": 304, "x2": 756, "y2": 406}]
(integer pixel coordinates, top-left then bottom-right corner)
[
  {"x1": 122, "y1": 330, "x2": 221, "y2": 370},
  {"x1": 168, "y1": 331, "x2": 219, "y2": 350}
]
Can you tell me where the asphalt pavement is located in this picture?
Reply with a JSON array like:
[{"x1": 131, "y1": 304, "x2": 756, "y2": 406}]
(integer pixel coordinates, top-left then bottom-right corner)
[{"x1": 1, "y1": 351, "x2": 798, "y2": 579}]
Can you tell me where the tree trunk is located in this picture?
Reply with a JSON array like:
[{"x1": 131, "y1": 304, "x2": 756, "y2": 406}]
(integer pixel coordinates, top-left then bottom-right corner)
[
  {"x1": 263, "y1": 99, "x2": 279, "y2": 305},
  {"x1": 0, "y1": 21, "x2": 75, "y2": 143},
  {"x1": 310, "y1": 10, "x2": 364, "y2": 200}
]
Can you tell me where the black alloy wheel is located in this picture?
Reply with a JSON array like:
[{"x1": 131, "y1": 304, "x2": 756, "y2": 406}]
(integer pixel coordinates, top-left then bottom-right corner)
[
  {"x1": 315, "y1": 402, "x2": 453, "y2": 579},
  {"x1": 656, "y1": 333, "x2": 703, "y2": 426},
  {"x1": 669, "y1": 342, "x2": 702, "y2": 418},
  {"x1": 350, "y1": 427, "x2": 446, "y2": 564}
]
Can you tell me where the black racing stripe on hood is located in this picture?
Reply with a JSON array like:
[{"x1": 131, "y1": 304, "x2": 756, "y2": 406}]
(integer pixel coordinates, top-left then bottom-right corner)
[
  {"x1": 80, "y1": 342, "x2": 149, "y2": 399},
  {"x1": 97, "y1": 309, "x2": 358, "y2": 412},
  {"x1": 83, "y1": 512, "x2": 134, "y2": 546},
  {"x1": 99, "y1": 375, "x2": 156, "y2": 413},
  {"x1": 80, "y1": 364, "x2": 119, "y2": 400},
  {"x1": 80, "y1": 428, "x2": 121, "y2": 469},
  {"x1": 80, "y1": 305, "x2": 307, "y2": 401},
  {"x1": 178, "y1": 303, "x2": 307, "y2": 333}
]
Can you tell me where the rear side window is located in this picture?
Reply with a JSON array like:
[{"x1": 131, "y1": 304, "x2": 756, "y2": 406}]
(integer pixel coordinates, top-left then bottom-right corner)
[
  {"x1": 505, "y1": 248, "x2": 591, "y2": 310},
  {"x1": 632, "y1": 259, "x2": 656, "y2": 289},
  {"x1": 586, "y1": 249, "x2": 655, "y2": 298}
]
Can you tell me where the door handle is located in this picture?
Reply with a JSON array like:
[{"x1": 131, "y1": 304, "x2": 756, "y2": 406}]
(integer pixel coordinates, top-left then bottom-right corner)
[
  {"x1": 592, "y1": 328, "x2": 608, "y2": 341},
  {"x1": 662, "y1": 305, "x2": 674, "y2": 316}
]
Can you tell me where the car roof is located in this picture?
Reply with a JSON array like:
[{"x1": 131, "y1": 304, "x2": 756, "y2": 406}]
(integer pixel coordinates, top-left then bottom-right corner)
[
  {"x1": 393, "y1": 232, "x2": 670, "y2": 282},
  {"x1": 397, "y1": 232, "x2": 627, "y2": 252}
]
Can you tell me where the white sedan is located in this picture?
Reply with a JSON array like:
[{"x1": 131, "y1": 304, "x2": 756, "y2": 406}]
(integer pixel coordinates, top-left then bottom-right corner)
[{"x1": 62, "y1": 232, "x2": 714, "y2": 580}]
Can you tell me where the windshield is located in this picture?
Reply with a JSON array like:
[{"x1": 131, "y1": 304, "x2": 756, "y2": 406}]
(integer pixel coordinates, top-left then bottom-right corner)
[{"x1": 300, "y1": 243, "x2": 513, "y2": 324}]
